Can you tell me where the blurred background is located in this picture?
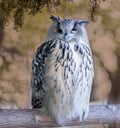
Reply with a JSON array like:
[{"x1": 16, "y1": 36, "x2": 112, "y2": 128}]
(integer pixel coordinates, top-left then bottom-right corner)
[{"x1": 0, "y1": 0, "x2": 120, "y2": 127}]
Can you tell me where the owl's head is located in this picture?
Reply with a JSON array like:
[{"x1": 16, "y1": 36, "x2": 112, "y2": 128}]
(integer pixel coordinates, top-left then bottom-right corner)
[{"x1": 46, "y1": 15, "x2": 89, "y2": 42}]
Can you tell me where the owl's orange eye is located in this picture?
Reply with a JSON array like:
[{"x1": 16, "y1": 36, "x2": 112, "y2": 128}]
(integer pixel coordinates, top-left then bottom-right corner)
[
  {"x1": 57, "y1": 27, "x2": 62, "y2": 33},
  {"x1": 71, "y1": 27, "x2": 77, "y2": 31}
]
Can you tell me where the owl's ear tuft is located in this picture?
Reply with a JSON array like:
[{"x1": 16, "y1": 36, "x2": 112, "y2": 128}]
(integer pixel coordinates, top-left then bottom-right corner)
[
  {"x1": 79, "y1": 20, "x2": 89, "y2": 25},
  {"x1": 50, "y1": 15, "x2": 60, "y2": 23}
]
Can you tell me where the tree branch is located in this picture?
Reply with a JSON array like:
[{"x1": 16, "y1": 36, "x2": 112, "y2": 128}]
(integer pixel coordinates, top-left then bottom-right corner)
[{"x1": 0, "y1": 104, "x2": 120, "y2": 128}]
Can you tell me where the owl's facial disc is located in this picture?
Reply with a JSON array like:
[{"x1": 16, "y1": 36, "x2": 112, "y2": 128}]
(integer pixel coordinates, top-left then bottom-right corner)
[{"x1": 56, "y1": 20, "x2": 77, "y2": 41}]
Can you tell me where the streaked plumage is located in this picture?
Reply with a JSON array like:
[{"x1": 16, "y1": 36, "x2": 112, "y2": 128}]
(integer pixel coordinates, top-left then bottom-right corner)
[{"x1": 31, "y1": 15, "x2": 94, "y2": 125}]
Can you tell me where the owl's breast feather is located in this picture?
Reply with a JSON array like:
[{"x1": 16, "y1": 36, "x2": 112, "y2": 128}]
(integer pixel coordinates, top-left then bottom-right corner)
[{"x1": 42, "y1": 39, "x2": 94, "y2": 124}]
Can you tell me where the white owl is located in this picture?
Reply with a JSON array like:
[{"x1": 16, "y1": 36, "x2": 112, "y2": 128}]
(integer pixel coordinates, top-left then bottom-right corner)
[{"x1": 31, "y1": 15, "x2": 94, "y2": 125}]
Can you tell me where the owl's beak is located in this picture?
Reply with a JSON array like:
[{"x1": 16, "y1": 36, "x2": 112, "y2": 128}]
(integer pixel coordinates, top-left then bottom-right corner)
[{"x1": 64, "y1": 32, "x2": 69, "y2": 41}]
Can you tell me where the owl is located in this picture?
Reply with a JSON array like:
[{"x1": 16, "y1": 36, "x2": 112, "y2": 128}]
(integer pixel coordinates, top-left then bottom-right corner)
[{"x1": 31, "y1": 15, "x2": 94, "y2": 125}]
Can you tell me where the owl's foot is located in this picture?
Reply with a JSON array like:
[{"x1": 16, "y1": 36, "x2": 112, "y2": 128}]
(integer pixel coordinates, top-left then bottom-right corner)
[
  {"x1": 55, "y1": 118, "x2": 67, "y2": 126},
  {"x1": 79, "y1": 106, "x2": 89, "y2": 121}
]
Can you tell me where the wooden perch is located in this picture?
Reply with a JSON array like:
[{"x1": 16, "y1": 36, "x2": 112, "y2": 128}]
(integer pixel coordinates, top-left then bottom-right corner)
[{"x1": 0, "y1": 104, "x2": 120, "y2": 128}]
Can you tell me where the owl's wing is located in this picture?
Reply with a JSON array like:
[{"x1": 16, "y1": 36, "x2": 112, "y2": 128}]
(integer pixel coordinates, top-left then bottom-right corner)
[{"x1": 31, "y1": 40, "x2": 56, "y2": 108}]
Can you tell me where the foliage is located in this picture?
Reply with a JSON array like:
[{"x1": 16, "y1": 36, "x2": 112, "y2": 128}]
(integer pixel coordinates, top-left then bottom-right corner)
[
  {"x1": 89, "y1": 0, "x2": 106, "y2": 22},
  {"x1": 0, "y1": 0, "x2": 106, "y2": 28},
  {"x1": 0, "y1": 0, "x2": 72, "y2": 28}
]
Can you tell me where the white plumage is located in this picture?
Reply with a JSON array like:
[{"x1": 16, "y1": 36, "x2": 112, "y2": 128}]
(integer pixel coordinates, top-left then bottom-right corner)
[{"x1": 31, "y1": 15, "x2": 94, "y2": 125}]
